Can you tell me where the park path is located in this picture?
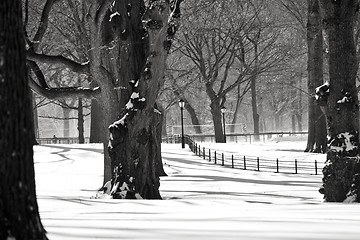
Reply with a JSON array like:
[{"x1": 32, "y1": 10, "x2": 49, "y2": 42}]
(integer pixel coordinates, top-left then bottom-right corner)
[{"x1": 33, "y1": 143, "x2": 360, "y2": 240}]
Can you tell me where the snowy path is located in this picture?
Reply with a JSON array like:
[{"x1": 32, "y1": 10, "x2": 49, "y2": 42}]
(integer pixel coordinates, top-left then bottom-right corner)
[{"x1": 34, "y1": 143, "x2": 360, "y2": 240}]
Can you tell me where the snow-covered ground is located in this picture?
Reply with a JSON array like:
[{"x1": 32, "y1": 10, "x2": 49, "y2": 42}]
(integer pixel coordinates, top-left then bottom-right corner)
[{"x1": 34, "y1": 141, "x2": 360, "y2": 240}]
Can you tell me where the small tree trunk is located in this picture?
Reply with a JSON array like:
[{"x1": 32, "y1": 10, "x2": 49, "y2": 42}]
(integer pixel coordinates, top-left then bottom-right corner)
[
  {"x1": 90, "y1": 99, "x2": 102, "y2": 143},
  {"x1": 251, "y1": 76, "x2": 260, "y2": 141},
  {"x1": 0, "y1": 1, "x2": 48, "y2": 238},
  {"x1": 291, "y1": 114, "x2": 296, "y2": 133},
  {"x1": 210, "y1": 99, "x2": 225, "y2": 143},
  {"x1": 31, "y1": 92, "x2": 39, "y2": 145},
  {"x1": 78, "y1": 98, "x2": 85, "y2": 143},
  {"x1": 63, "y1": 107, "x2": 71, "y2": 137}
]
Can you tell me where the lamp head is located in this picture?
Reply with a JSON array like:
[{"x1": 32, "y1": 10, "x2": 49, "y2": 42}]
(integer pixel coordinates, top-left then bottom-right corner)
[{"x1": 178, "y1": 99, "x2": 185, "y2": 108}]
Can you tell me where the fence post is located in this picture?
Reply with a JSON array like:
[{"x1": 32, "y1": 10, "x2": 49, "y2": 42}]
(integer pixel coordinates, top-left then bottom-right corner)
[
  {"x1": 295, "y1": 159, "x2": 298, "y2": 174},
  {"x1": 215, "y1": 151, "x2": 217, "y2": 164},
  {"x1": 232, "y1": 155, "x2": 234, "y2": 168},
  {"x1": 208, "y1": 149, "x2": 211, "y2": 162},
  {"x1": 243, "y1": 156, "x2": 246, "y2": 170},
  {"x1": 257, "y1": 157, "x2": 260, "y2": 171},
  {"x1": 222, "y1": 153, "x2": 224, "y2": 166},
  {"x1": 203, "y1": 147, "x2": 205, "y2": 159},
  {"x1": 315, "y1": 160, "x2": 318, "y2": 175},
  {"x1": 276, "y1": 158, "x2": 279, "y2": 173},
  {"x1": 195, "y1": 143, "x2": 197, "y2": 155},
  {"x1": 198, "y1": 145, "x2": 201, "y2": 156}
]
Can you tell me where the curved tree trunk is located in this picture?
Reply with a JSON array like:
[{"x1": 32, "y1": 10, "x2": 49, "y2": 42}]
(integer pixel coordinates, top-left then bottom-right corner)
[
  {"x1": 305, "y1": 0, "x2": 327, "y2": 153},
  {"x1": 0, "y1": 1, "x2": 48, "y2": 238},
  {"x1": 184, "y1": 99, "x2": 202, "y2": 134},
  {"x1": 107, "y1": 0, "x2": 178, "y2": 199},
  {"x1": 318, "y1": 0, "x2": 360, "y2": 202},
  {"x1": 173, "y1": 90, "x2": 202, "y2": 134}
]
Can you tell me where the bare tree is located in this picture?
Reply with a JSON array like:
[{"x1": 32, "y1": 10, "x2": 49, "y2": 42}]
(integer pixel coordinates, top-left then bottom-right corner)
[{"x1": 26, "y1": 0, "x2": 181, "y2": 199}]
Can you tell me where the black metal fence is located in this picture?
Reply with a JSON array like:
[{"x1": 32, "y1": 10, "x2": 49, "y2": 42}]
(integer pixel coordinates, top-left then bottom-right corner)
[
  {"x1": 36, "y1": 137, "x2": 90, "y2": 144},
  {"x1": 162, "y1": 131, "x2": 308, "y2": 144},
  {"x1": 185, "y1": 136, "x2": 323, "y2": 175}
]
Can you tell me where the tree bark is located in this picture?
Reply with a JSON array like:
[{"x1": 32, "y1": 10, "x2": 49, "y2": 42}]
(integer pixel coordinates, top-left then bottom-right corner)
[
  {"x1": 305, "y1": 0, "x2": 327, "y2": 153},
  {"x1": 0, "y1": 1, "x2": 48, "y2": 239},
  {"x1": 251, "y1": 76, "x2": 260, "y2": 141},
  {"x1": 78, "y1": 98, "x2": 85, "y2": 144},
  {"x1": 107, "y1": 0, "x2": 178, "y2": 199},
  {"x1": 318, "y1": 0, "x2": 360, "y2": 202}
]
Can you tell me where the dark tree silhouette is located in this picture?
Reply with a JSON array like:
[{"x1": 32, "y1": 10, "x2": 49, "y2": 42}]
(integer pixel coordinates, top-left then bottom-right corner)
[{"x1": 0, "y1": 1, "x2": 48, "y2": 239}]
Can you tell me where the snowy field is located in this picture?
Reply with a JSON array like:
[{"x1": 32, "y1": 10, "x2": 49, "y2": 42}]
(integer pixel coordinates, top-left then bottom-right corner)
[{"x1": 34, "y1": 141, "x2": 360, "y2": 240}]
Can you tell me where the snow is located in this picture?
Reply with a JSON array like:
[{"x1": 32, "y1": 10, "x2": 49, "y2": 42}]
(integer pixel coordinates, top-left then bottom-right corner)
[
  {"x1": 109, "y1": 113, "x2": 128, "y2": 127},
  {"x1": 329, "y1": 132, "x2": 358, "y2": 153},
  {"x1": 315, "y1": 81, "x2": 329, "y2": 101},
  {"x1": 130, "y1": 92, "x2": 140, "y2": 99},
  {"x1": 109, "y1": 12, "x2": 120, "y2": 22},
  {"x1": 33, "y1": 141, "x2": 360, "y2": 240}
]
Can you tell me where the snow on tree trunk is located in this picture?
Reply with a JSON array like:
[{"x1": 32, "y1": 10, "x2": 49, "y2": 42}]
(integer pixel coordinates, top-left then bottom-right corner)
[
  {"x1": 107, "y1": 0, "x2": 179, "y2": 199},
  {"x1": 305, "y1": 0, "x2": 327, "y2": 153},
  {"x1": 318, "y1": 0, "x2": 360, "y2": 202},
  {"x1": 0, "y1": 1, "x2": 48, "y2": 239}
]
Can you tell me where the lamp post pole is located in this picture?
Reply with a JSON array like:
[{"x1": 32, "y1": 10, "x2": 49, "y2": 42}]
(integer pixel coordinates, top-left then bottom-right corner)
[
  {"x1": 221, "y1": 106, "x2": 226, "y2": 143},
  {"x1": 179, "y1": 100, "x2": 185, "y2": 148}
]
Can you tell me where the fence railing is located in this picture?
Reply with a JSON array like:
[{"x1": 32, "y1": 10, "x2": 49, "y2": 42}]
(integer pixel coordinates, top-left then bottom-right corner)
[
  {"x1": 162, "y1": 131, "x2": 308, "y2": 144},
  {"x1": 36, "y1": 137, "x2": 90, "y2": 144},
  {"x1": 185, "y1": 136, "x2": 322, "y2": 175}
]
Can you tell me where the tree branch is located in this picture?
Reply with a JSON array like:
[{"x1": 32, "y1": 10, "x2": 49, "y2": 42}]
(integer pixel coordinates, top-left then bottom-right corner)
[
  {"x1": 31, "y1": 0, "x2": 61, "y2": 51},
  {"x1": 26, "y1": 51, "x2": 90, "y2": 74},
  {"x1": 29, "y1": 77, "x2": 100, "y2": 100}
]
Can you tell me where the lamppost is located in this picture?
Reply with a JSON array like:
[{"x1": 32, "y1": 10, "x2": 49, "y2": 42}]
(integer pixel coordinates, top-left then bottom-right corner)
[
  {"x1": 178, "y1": 99, "x2": 185, "y2": 148},
  {"x1": 221, "y1": 106, "x2": 226, "y2": 143}
]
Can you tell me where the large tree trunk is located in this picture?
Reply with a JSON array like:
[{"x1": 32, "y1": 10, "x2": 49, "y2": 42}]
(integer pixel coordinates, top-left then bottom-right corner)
[
  {"x1": 305, "y1": 0, "x2": 327, "y2": 153},
  {"x1": 107, "y1": 0, "x2": 177, "y2": 199},
  {"x1": 318, "y1": 0, "x2": 360, "y2": 202},
  {"x1": 0, "y1": 1, "x2": 48, "y2": 238}
]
